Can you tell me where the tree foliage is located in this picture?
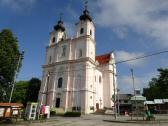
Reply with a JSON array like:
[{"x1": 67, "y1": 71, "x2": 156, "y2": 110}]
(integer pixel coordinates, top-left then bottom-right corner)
[
  {"x1": 143, "y1": 68, "x2": 168, "y2": 100},
  {"x1": 12, "y1": 81, "x2": 29, "y2": 105},
  {"x1": 26, "y1": 78, "x2": 41, "y2": 103},
  {"x1": 0, "y1": 29, "x2": 21, "y2": 102},
  {"x1": 12, "y1": 78, "x2": 41, "y2": 106}
]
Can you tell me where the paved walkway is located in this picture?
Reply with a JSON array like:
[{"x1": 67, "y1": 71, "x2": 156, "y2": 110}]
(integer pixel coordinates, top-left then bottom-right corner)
[{"x1": 1, "y1": 114, "x2": 168, "y2": 126}]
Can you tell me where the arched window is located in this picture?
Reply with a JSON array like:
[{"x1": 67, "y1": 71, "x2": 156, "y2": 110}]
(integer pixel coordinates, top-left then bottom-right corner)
[
  {"x1": 58, "y1": 77, "x2": 63, "y2": 88},
  {"x1": 52, "y1": 37, "x2": 55, "y2": 43},
  {"x1": 80, "y1": 28, "x2": 84, "y2": 34},
  {"x1": 62, "y1": 45, "x2": 67, "y2": 57},
  {"x1": 49, "y1": 56, "x2": 52, "y2": 63},
  {"x1": 90, "y1": 30, "x2": 92, "y2": 35},
  {"x1": 79, "y1": 49, "x2": 82, "y2": 58},
  {"x1": 99, "y1": 76, "x2": 101, "y2": 83}
]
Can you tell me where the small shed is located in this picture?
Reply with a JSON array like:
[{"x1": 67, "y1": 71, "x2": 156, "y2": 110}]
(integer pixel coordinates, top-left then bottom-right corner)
[
  {"x1": 131, "y1": 95, "x2": 146, "y2": 115},
  {"x1": 0, "y1": 103, "x2": 23, "y2": 119}
]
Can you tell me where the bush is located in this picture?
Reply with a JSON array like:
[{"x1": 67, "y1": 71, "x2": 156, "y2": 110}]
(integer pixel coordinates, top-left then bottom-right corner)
[
  {"x1": 64, "y1": 112, "x2": 81, "y2": 117},
  {"x1": 50, "y1": 109, "x2": 56, "y2": 115}
]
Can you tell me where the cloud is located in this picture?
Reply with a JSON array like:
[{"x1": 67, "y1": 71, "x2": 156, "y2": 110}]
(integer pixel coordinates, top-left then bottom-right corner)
[
  {"x1": 112, "y1": 27, "x2": 128, "y2": 39},
  {"x1": 115, "y1": 51, "x2": 146, "y2": 66},
  {"x1": 0, "y1": 0, "x2": 37, "y2": 10},
  {"x1": 94, "y1": 0, "x2": 168, "y2": 47},
  {"x1": 118, "y1": 72, "x2": 156, "y2": 93}
]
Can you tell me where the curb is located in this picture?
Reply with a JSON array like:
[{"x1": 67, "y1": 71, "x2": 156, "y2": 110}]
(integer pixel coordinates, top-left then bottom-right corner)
[{"x1": 103, "y1": 119, "x2": 168, "y2": 124}]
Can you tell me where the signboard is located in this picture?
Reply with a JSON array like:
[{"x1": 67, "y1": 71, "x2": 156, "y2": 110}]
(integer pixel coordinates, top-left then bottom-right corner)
[
  {"x1": 13, "y1": 110, "x2": 18, "y2": 115},
  {"x1": 0, "y1": 108, "x2": 5, "y2": 117},
  {"x1": 44, "y1": 106, "x2": 50, "y2": 114}
]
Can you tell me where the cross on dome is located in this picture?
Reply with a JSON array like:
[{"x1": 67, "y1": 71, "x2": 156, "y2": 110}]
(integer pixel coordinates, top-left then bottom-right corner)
[
  {"x1": 54, "y1": 12, "x2": 65, "y2": 31},
  {"x1": 79, "y1": 0, "x2": 92, "y2": 22}
]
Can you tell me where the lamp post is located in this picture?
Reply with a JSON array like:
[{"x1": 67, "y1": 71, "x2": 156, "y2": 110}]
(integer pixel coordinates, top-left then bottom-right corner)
[
  {"x1": 130, "y1": 69, "x2": 137, "y2": 119},
  {"x1": 9, "y1": 51, "x2": 24, "y2": 103}
]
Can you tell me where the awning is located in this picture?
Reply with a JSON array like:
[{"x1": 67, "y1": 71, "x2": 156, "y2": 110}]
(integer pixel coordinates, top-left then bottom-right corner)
[
  {"x1": 0, "y1": 103, "x2": 23, "y2": 108},
  {"x1": 154, "y1": 99, "x2": 164, "y2": 104},
  {"x1": 130, "y1": 96, "x2": 146, "y2": 101},
  {"x1": 144, "y1": 101, "x2": 154, "y2": 105},
  {"x1": 163, "y1": 99, "x2": 168, "y2": 103}
]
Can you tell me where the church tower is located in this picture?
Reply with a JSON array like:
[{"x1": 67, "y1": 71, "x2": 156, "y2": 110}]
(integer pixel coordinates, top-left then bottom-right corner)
[
  {"x1": 75, "y1": 1, "x2": 95, "y2": 61},
  {"x1": 49, "y1": 17, "x2": 67, "y2": 46},
  {"x1": 76, "y1": 3, "x2": 95, "y2": 40}
]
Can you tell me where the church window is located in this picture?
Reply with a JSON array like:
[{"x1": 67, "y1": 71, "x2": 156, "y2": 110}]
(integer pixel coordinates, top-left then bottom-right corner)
[
  {"x1": 95, "y1": 76, "x2": 96, "y2": 82},
  {"x1": 58, "y1": 77, "x2": 63, "y2": 88},
  {"x1": 62, "y1": 45, "x2": 66, "y2": 57},
  {"x1": 99, "y1": 76, "x2": 101, "y2": 83},
  {"x1": 52, "y1": 37, "x2": 55, "y2": 43},
  {"x1": 80, "y1": 28, "x2": 84, "y2": 34},
  {"x1": 90, "y1": 30, "x2": 92, "y2": 35},
  {"x1": 49, "y1": 56, "x2": 52, "y2": 63},
  {"x1": 79, "y1": 49, "x2": 82, "y2": 57},
  {"x1": 90, "y1": 96, "x2": 92, "y2": 99}
]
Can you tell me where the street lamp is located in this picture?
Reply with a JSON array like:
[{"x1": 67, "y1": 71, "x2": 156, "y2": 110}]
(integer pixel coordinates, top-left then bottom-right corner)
[{"x1": 9, "y1": 51, "x2": 24, "y2": 103}]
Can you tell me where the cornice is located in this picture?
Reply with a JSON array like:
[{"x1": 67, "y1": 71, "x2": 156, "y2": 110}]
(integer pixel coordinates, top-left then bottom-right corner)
[{"x1": 42, "y1": 57, "x2": 96, "y2": 68}]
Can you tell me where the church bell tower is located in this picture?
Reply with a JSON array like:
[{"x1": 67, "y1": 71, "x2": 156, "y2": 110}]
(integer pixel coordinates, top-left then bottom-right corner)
[
  {"x1": 76, "y1": 1, "x2": 95, "y2": 40},
  {"x1": 49, "y1": 15, "x2": 67, "y2": 45}
]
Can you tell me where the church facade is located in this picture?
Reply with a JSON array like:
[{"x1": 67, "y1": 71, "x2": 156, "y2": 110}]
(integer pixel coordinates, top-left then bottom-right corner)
[{"x1": 38, "y1": 5, "x2": 117, "y2": 114}]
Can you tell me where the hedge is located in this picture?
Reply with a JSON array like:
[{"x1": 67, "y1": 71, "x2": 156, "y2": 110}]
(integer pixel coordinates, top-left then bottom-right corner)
[{"x1": 64, "y1": 112, "x2": 81, "y2": 117}]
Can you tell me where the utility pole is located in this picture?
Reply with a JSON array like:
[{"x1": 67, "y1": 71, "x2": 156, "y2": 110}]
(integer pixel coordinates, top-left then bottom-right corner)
[
  {"x1": 37, "y1": 72, "x2": 50, "y2": 120},
  {"x1": 130, "y1": 69, "x2": 137, "y2": 119},
  {"x1": 9, "y1": 51, "x2": 24, "y2": 103},
  {"x1": 117, "y1": 89, "x2": 120, "y2": 115},
  {"x1": 112, "y1": 64, "x2": 117, "y2": 120},
  {"x1": 45, "y1": 72, "x2": 50, "y2": 106}
]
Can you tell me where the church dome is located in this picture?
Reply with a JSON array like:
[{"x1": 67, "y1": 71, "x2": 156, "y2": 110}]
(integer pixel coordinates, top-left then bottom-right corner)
[
  {"x1": 79, "y1": 2, "x2": 92, "y2": 22},
  {"x1": 54, "y1": 20, "x2": 65, "y2": 32}
]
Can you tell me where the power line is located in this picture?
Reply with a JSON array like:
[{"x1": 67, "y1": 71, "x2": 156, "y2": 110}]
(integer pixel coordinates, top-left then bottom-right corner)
[
  {"x1": 115, "y1": 50, "x2": 168, "y2": 64},
  {"x1": 43, "y1": 50, "x2": 168, "y2": 75}
]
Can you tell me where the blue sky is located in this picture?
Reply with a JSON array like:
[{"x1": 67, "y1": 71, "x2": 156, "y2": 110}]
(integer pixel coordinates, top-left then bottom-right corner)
[{"x1": 0, "y1": 0, "x2": 168, "y2": 93}]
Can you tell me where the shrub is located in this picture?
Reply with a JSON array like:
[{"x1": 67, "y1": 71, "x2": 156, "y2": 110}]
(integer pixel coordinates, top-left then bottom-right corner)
[
  {"x1": 50, "y1": 108, "x2": 56, "y2": 115},
  {"x1": 64, "y1": 112, "x2": 81, "y2": 117}
]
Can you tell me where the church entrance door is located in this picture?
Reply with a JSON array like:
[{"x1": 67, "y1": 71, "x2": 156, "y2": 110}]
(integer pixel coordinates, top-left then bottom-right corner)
[
  {"x1": 96, "y1": 103, "x2": 99, "y2": 110},
  {"x1": 56, "y1": 98, "x2": 60, "y2": 108}
]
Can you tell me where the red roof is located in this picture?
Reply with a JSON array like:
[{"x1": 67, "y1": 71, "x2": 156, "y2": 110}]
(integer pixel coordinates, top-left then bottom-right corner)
[
  {"x1": 0, "y1": 103, "x2": 23, "y2": 107},
  {"x1": 96, "y1": 53, "x2": 111, "y2": 64}
]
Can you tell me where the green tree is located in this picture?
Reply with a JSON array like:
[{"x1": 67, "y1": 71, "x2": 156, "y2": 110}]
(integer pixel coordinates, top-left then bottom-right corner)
[
  {"x1": 143, "y1": 68, "x2": 168, "y2": 100},
  {"x1": 12, "y1": 81, "x2": 29, "y2": 106},
  {"x1": 0, "y1": 29, "x2": 21, "y2": 102},
  {"x1": 26, "y1": 78, "x2": 41, "y2": 102},
  {"x1": 12, "y1": 78, "x2": 41, "y2": 106}
]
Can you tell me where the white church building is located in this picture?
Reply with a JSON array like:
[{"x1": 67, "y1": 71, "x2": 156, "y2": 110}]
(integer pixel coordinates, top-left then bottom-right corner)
[{"x1": 38, "y1": 4, "x2": 117, "y2": 114}]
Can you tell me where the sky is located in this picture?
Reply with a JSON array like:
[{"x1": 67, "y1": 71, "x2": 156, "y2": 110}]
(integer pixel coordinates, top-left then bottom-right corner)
[{"x1": 0, "y1": 0, "x2": 168, "y2": 94}]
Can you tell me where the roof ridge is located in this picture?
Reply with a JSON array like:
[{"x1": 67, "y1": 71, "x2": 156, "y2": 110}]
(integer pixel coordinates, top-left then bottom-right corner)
[{"x1": 96, "y1": 52, "x2": 112, "y2": 64}]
